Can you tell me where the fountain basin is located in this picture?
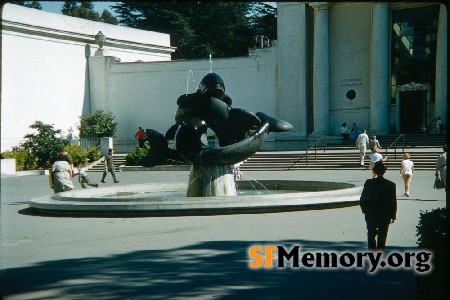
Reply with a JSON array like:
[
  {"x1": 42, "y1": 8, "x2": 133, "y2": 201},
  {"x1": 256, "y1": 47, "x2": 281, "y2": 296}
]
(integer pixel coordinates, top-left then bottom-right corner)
[{"x1": 28, "y1": 180, "x2": 362, "y2": 217}]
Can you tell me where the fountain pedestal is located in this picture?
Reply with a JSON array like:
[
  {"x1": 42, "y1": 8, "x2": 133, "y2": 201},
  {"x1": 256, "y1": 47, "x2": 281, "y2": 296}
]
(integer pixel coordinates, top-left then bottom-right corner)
[{"x1": 186, "y1": 165, "x2": 237, "y2": 197}]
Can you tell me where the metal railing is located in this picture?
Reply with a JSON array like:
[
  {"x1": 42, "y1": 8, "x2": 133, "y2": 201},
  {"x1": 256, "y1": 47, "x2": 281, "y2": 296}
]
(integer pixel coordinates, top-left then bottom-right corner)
[
  {"x1": 422, "y1": 117, "x2": 443, "y2": 141},
  {"x1": 384, "y1": 134, "x2": 404, "y2": 160},
  {"x1": 70, "y1": 138, "x2": 101, "y2": 149},
  {"x1": 287, "y1": 136, "x2": 326, "y2": 170}
]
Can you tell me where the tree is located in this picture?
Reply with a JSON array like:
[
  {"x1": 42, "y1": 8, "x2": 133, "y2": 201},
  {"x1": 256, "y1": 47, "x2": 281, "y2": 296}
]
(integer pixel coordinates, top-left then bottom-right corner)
[
  {"x1": 78, "y1": 109, "x2": 118, "y2": 139},
  {"x1": 62, "y1": 1, "x2": 100, "y2": 21},
  {"x1": 10, "y1": 1, "x2": 42, "y2": 10},
  {"x1": 61, "y1": 1, "x2": 118, "y2": 24},
  {"x1": 19, "y1": 121, "x2": 69, "y2": 169},
  {"x1": 248, "y1": 2, "x2": 277, "y2": 42},
  {"x1": 111, "y1": 2, "x2": 270, "y2": 59},
  {"x1": 100, "y1": 9, "x2": 118, "y2": 25}
]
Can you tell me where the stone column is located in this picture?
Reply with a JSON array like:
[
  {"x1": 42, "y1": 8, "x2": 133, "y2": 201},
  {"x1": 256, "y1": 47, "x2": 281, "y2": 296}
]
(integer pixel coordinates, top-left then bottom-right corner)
[
  {"x1": 277, "y1": 3, "x2": 308, "y2": 138},
  {"x1": 435, "y1": 4, "x2": 447, "y2": 124},
  {"x1": 101, "y1": 137, "x2": 114, "y2": 156},
  {"x1": 88, "y1": 31, "x2": 120, "y2": 114},
  {"x1": 311, "y1": 3, "x2": 330, "y2": 136},
  {"x1": 369, "y1": 2, "x2": 390, "y2": 135}
]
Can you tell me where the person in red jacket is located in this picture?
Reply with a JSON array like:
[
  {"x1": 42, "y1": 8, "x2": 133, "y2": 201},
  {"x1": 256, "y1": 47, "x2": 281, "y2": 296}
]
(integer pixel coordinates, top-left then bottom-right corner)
[{"x1": 134, "y1": 127, "x2": 146, "y2": 148}]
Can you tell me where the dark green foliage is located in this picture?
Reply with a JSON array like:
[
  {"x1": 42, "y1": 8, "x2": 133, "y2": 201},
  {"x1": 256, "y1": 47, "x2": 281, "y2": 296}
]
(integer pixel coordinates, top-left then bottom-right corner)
[
  {"x1": 86, "y1": 146, "x2": 101, "y2": 162},
  {"x1": 61, "y1": 1, "x2": 118, "y2": 24},
  {"x1": 19, "y1": 121, "x2": 69, "y2": 169},
  {"x1": 415, "y1": 207, "x2": 447, "y2": 299},
  {"x1": 78, "y1": 109, "x2": 118, "y2": 139},
  {"x1": 10, "y1": 1, "x2": 42, "y2": 10},
  {"x1": 111, "y1": 2, "x2": 276, "y2": 59},
  {"x1": 100, "y1": 9, "x2": 118, "y2": 25},
  {"x1": 125, "y1": 144, "x2": 188, "y2": 167},
  {"x1": 65, "y1": 144, "x2": 88, "y2": 167},
  {"x1": 125, "y1": 144, "x2": 151, "y2": 166}
]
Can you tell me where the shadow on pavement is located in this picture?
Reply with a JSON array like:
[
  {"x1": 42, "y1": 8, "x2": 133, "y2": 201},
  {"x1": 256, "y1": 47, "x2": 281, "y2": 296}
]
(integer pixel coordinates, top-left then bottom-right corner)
[{"x1": 0, "y1": 239, "x2": 420, "y2": 300}]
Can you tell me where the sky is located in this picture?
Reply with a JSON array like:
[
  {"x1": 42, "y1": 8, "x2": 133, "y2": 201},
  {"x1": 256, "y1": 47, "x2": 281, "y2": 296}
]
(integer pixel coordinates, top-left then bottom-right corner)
[{"x1": 40, "y1": 1, "x2": 118, "y2": 16}]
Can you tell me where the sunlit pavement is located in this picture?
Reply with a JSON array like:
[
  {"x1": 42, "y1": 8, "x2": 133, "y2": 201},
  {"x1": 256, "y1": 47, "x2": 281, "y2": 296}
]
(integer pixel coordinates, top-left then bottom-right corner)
[{"x1": 1, "y1": 169, "x2": 446, "y2": 299}]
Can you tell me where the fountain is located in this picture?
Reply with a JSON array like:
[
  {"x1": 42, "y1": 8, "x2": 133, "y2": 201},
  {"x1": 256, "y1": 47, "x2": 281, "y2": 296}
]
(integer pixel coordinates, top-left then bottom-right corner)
[
  {"x1": 28, "y1": 72, "x2": 362, "y2": 216},
  {"x1": 145, "y1": 72, "x2": 293, "y2": 197}
]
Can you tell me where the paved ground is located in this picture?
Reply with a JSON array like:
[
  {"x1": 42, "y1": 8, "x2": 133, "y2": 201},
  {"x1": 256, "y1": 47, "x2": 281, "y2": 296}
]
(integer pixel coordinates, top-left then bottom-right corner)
[{"x1": 0, "y1": 168, "x2": 446, "y2": 299}]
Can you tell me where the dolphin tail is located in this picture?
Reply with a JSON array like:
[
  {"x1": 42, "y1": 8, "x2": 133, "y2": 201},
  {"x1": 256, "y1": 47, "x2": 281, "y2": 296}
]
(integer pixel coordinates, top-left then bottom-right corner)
[{"x1": 255, "y1": 112, "x2": 293, "y2": 132}]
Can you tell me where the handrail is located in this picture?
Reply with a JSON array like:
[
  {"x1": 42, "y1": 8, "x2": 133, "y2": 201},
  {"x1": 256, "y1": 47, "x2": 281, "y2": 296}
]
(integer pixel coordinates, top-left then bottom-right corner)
[
  {"x1": 287, "y1": 136, "x2": 326, "y2": 170},
  {"x1": 81, "y1": 144, "x2": 101, "y2": 158},
  {"x1": 423, "y1": 117, "x2": 442, "y2": 141},
  {"x1": 384, "y1": 134, "x2": 404, "y2": 160}
]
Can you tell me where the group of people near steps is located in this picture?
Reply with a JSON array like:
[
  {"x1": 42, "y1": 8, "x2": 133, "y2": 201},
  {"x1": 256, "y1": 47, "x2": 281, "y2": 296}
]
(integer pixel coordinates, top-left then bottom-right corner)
[
  {"x1": 355, "y1": 128, "x2": 416, "y2": 196},
  {"x1": 50, "y1": 147, "x2": 119, "y2": 194}
]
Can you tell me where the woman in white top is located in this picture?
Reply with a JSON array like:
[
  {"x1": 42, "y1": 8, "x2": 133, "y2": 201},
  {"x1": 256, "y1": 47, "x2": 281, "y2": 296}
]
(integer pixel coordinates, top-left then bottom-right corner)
[
  {"x1": 400, "y1": 153, "x2": 414, "y2": 197},
  {"x1": 340, "y1": 123, "x2": 349, "y2": 143},
  {"x1": 369, "y1": 147, "x2": 387, "y2": 178}
]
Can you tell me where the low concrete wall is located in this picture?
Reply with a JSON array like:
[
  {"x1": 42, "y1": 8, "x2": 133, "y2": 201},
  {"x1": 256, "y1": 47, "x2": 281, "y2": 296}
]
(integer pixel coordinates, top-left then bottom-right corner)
[{"x1": 1, "y1": 158, "x2": 16, "y2": 175}]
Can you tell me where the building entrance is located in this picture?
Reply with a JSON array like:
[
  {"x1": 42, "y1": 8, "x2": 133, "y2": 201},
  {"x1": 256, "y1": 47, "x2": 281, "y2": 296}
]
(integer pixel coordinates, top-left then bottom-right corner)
[{"x1": 399, "y1": 91, "x2": 427, "y2": 133}]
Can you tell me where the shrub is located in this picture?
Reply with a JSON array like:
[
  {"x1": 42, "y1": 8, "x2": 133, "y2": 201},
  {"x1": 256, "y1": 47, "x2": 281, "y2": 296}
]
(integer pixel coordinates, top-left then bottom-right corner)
[
  {"x1": 65, "y1": 144, "x2": 88, "y2": 167},
  {"x1": 126, "y1": 144, "x2": 150, "y2": 166},
  {"x1": 415, "y1": 207, "x2": 447, "y2": 299},
  {"x1": 19, "y1": 121, "x2": 68, "y2": 169},
  {"x1": 1, "y1": 148, "x2": 37, "y2": 171},
  {"x1": 78, "y1": 109, "x2": 118, "y2": 138},
  {"x1": 86, "y1": 146, "x2": 101, "y2": 162}
]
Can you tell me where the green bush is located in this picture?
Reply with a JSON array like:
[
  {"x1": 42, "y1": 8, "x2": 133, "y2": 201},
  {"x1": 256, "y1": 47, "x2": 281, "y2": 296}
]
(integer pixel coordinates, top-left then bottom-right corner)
[
  {"x1": 1, "y1": 148, "x2": 37, "y2": 171},
  {"x1": 415, "y1": 207, "x2": 447, "y2": 300},
  {"x1": 86, "y1": 146, "x2": 101, "y2": 162},
  {"x1": 20, "y1": 121, "x2": 69, "y2": 169},
  {"x1": 78, "y1": 109, "x2": 118, "y2": 138},
  {"x1": 126, "y1": 144, "x2": 151, "y2": 166},
  {"x1": 65, "y1": 144, "x2": 88, "y2": 167}
]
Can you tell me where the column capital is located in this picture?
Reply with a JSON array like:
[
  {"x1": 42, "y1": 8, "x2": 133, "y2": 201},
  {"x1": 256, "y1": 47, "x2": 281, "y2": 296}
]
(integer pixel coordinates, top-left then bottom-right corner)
[{"x1": 309, "y1": 2, "x2": 330, "y2": 10}]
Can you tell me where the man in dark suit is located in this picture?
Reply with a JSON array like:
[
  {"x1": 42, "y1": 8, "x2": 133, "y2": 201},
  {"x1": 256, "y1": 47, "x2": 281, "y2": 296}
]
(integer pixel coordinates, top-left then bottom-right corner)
[{"x1": 360, "y1": 161, "x2": 397, "y2": 250}]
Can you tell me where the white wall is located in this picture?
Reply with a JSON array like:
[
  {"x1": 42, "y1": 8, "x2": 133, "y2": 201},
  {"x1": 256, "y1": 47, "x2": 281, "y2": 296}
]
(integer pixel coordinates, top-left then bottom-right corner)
[
  {"x1": 89, "y1": 49, "x2": 280, "y2": 153},
  {"x1": 1, "y1": 4, "x2": 174, "y2": 152}
]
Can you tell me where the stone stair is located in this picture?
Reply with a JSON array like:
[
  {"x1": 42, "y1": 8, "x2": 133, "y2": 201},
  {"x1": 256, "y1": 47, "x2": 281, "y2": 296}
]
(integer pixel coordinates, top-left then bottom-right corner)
[
  {"x1": 84, "y1": 134, "x2": 445, "y2": 172},
  {"x1": 240, "y1": 134, "x2": 446, "y2": 171},
  {"x1": 87, "y1": 154, "x2": 127, "y2": 173}
]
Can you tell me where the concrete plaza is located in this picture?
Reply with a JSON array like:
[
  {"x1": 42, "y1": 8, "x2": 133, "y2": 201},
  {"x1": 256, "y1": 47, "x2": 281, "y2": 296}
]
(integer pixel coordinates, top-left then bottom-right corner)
[{"x1": 0, "y1": 168, "x2": 446, "y2": 299}]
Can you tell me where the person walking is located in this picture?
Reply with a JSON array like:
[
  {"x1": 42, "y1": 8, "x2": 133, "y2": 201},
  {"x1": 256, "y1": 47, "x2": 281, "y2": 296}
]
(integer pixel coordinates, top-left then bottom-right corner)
[
  {"x1": 51, "y1": 156, "x2": 74, "y2": 194},
  {"x1": 369, "y1": 147, "x2": 387, "y2": 177},
  {"x1": 360, "y1": 161, "x2": 397, "y2": 250},
  {"x1": 356, "y1": 129, "x2": 370, "y2": 166},
  {"x1": 101, "y1": 148, "x2": 119, "y2": 183},
  {"x1": 400, "y1": 153, "x2": 414, "y2": 197},
  {"x1": 369, "y1": 135, "x2": 382, "y2": 152},
  {"x1": 340, "y1": 123, "x2": 349, "y2": 144},
  {"x1": 435, "y1": 144, "x2": 447, "y2": 191},
  {"x1": 135, "y1": 127, "x2": 146, "y2": 148}
]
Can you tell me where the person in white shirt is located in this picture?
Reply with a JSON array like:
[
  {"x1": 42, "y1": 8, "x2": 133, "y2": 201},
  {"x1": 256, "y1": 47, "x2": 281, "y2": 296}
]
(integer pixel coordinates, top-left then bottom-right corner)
[
  {"x1": 400, "y1": 153, "x2": 414, "y2": 197},
  {"x1": 340, "y1": 122, "x2": 349, "y2": 143},
  {"x1": 356, "y1": 129, "x2": 370, "y2": 166},
  {"x1": 369, "y1": 147, "x2": 387, "y2": 178}
]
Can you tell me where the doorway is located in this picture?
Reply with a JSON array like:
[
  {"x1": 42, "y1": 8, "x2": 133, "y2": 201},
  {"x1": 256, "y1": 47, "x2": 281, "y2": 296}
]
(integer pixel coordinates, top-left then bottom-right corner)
[{"x1": 399, "y1": 91, "x2": 427, "y2": 133}]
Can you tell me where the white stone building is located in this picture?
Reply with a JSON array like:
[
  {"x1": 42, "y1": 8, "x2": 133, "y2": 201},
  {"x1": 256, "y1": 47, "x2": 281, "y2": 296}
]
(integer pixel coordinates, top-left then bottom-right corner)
[{"x1": 1, "y1": 2, "x2": 447, "y2": 153}]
